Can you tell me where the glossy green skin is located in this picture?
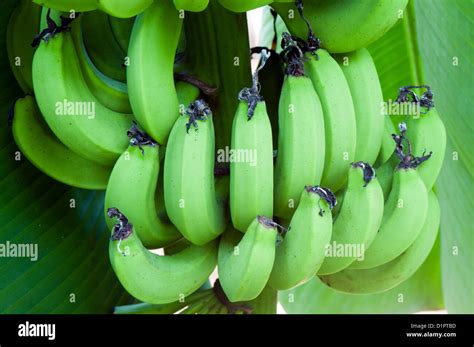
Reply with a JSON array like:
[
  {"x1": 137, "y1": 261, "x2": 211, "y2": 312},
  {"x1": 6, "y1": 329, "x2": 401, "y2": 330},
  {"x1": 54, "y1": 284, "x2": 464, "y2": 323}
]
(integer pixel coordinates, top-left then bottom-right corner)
[
  {"x1": 305, "y1": 50, "x2": 356, "y2": 192},
  {"x1": 274, "y1": 75, "x2": 326, "y2": 219},
  {"x1": 320, "y1": 191, "x2": 440, "y2": 294},
  {"x1": 334, "y1": 48, "x2": 384, "y2": 165},
  {"x1": 12, "y1": 96, "x2": 110, "y2": 190},
  {"x1": 33, "y1": 0, "x2": 97, "y2": 12},
  {"x1": 33, "y1": 0, "x2": 152, "y2": 17},
  {"x1": 105, "y1": 145, "x2": 181, "y2": 249},
  {"x1": 230, "y1": 101, "x2": 274, "y2": 232},
  {"x1": 218, "y1": 219, "x2": 277, "y2": 302},
  {"x1": 218, "y1": 0, "x2": 273, "y2": 12},
  {"x1": 318, "y1": 166, "x2": 384, "y2": 275},
  {"x1": 32, "y1": 32, "x2": 132, "y2": 165},
  {"x1": 348, "y1": 168, "x2": 428, "y2": 269},
  {"x1": 109, "y1": 228, "x2": 217, "y2": 304},
  {"x1": 272, "y1": 0, "x2": 409, "y2": 53},
  {"x1": 164, "y1": 115, "x2": 226, "y2": 245},
  {"x1": 127, "y1": 0, "x2": 183, "y2": 145},
  {"x1": 375, "y1": 116, "x2": 398, "y2": 167},
  {"x1": 174, "y1": 0, "x2": 209, "y2": 12},
  {"x1": 269, "y1": 189, "x2": 333, "y2": 290},
  {"x1": 7, "y1": 0, "x2": 41, "y2": 94}
]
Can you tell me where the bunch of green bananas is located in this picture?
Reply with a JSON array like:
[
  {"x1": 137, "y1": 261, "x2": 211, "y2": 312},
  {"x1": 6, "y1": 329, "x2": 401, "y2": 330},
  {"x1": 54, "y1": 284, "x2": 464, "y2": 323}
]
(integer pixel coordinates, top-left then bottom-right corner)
[{"x1": 7, "y1": 0, "x2": 446, "y2": 314}]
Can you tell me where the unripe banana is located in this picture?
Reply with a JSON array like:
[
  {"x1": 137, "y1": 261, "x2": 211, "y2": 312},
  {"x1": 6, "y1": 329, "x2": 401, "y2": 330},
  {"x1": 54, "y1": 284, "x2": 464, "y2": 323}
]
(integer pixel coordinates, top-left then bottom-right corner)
[
  {"x1": 105, "y1": 127, "x2": 181, "y2": 249},
  {"x1": 33, "y1": 0, "x2": 153, "y2": 18},
  {"x1": 176, "y1": 81, "x2": 201, "y2": 108},
  {"x1": 317, "y1": 163, "x2": 384, "y2": 275},
  {"x1": 32, "y1": 31, "x2": 133, "y2": 165},
  {"x1": 230, "y1": 101, "x2": 273, "y2": 232},
  {"x1": 164, "y1": 100, "x2": 227, "y2": 245},
  {"x1": 218, "y1": 0, "x2": 273, "y2": 12},
  {"x1": 334, "y1": 49, "x2": 384, "y2": 165},
  {"x1": 404, "y1": 108, "x2": 446, "y2": 190},
  {"x1": 269, "y1": 186, "x2": 335, "y2": 290},
  {"x1": 274, "y1": 74, "x2": 325, "y2": 219},
  {"x1": 12, "y1": 96, "x2": 110, "y2": 190},
  {"x1": 7, "y1": 0, "x2": 41, "y2": 94},
  {"x1": 127, "y1": 0, "x2": 183, "y2": 144},
  {"x1": 272, "y1": 0, "x2": 408, "y2": 53},
  {"x1": 218, "y1": 217, "x2": 278, "y2": 302},
  {"x1": 108, "y1": 16, "x2": 134, "y2": 53},
  {"x1": 375, "y1": 116, "x2": 398, "y2": 167},
  {"x1": 70, "y1": 19, "x2": 131, "y2": 114},
  {"x1": 108, "y1": 209, "x2": 217, "y2": 304},
  {"x1": 320, "y1": 191, "x2": 440, "y2": 294},
  {"x1": 174, "y1": 0, "x2": 209, "y2": 12},
  {"x1": 305, "y1": 50, "x2": 356, "y2": 192},
  {"x1": 348, "y1": 167, "x2": 428, "y2": 270}
]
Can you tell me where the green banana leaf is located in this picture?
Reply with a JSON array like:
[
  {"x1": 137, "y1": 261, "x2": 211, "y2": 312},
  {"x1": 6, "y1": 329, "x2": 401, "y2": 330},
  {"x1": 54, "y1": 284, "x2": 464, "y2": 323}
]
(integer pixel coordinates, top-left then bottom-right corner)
[
  {"x1": 414, "y1": 0, "x2": 474, "y2": 314},
  {"x1": 280, "y1": 0, "x2": 446, "y2": 314},
  {"x1": 0, "y1": 0, "x2": 130, "y2": 313}
]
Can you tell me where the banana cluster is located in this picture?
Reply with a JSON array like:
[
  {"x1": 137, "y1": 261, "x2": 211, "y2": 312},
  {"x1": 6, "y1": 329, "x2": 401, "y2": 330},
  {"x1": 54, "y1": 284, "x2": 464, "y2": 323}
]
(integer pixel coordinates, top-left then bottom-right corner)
[{"x1": 7, "y1": 0, "x2": 446, "y2": 314}]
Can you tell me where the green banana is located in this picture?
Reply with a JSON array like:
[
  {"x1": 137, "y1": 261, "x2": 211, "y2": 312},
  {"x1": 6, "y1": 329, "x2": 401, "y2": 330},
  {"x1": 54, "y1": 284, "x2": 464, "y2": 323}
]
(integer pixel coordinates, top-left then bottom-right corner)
[
  {"x1": 305, "y1": 49, "x2": 356, "y2": 192},
  {"x1": 7, "y1": 0, "x2": 41, "y2": 94},
  {"x1": 218, "y1": 0, "x2": 273, "y2": 12},
  {"x1": 81, "y1": 10, "x2": 127, "y2": 82},
  {"x1": 272, "y1": 0, "x2": 409, "y2": 53},
  {"x1": 334, "y1": 49, "x2": 384, "y2": 164},
  {"x1": 164, "y1": 100, "x2": 227, "y2": 245},
  {"x1": 218, "y1": 217, "x2": 278, "y2": 302},
  {"x1": 403, "y1": 108, "x2": 447, "y2": 190},
  {"x1": 375, "y1": 116, "x2": 398, "y2": 167},
  {"x1": 71, "y1": 19, "x2": 132, "y2": 114},
  {"x1": 104, "y1": 126, "x2": 181, "y2": 249},
  {"x1": 107, "y1": 208, "x2": 217, "y2": 304},
  {"x1": 230, "y1": 100, "x2": 273, "y2": 232},
  {"x1": 274, "y1": 73, "x2": 325, "y2": 219},
  {"x1": 348, "y1": 166, "x2": 429, "y2": 270},
  {"x1": 174, "y1": 0, "x2": 209, "y2": 12},
  {"x1": 176, "y1": 81, "x2": 201, "y2": 107},
  {"x1": 12, "y1": 96, "x2": 110, "y2": 190},
  {"x1": 33, "y1": 0, "x2": 153, "y2": 18},
  {"x1": 320, "y1": 191, "x2": 440, "y2": 294},
  {"x1": 127, "y1": 0, "x2": 183, "y2": 145},
  {"x1": 32, "y1": 30, "x2": 133, "y2": 165},
  {"x1": 108, "y1": 16, "x2": 134, "y2": 53},
  {"x1": 269, "y1": 186, "x2": 334, "y2": 290},
  {"x1": 317, "y1": 162, "x2": 384, "y2": 275}
]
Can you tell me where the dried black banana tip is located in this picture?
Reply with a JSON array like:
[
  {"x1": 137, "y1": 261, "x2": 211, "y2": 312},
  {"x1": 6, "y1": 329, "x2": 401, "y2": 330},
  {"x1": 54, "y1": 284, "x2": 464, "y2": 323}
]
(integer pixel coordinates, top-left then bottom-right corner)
[
  {"x1": 108, "y1": 208, "x2": 133, "y2": 241},
  {"x1": 127, "y1": 121, "x2": 157, "y2": 154},
  {"x1": 212, "y1": 279, "x2": 253, "y2": 314},
  {"x1": 31, "y1": 9, "x2": 80, "y2": 47},
  {"x1": 305, "y1": 185, "x2": 337, "y2": 216},
  {"x1": 351, "y1": 161, "x2": 376, "y2": 187},
  {"x1": 184, "y1": 99, "x2": 212, "y2": 133},
  {"x1": 391, "y1": 122, "x2": 432, "y2": 170},
  {"x1": 395, "y1": 85, "x2": 435, "y2": 113}
]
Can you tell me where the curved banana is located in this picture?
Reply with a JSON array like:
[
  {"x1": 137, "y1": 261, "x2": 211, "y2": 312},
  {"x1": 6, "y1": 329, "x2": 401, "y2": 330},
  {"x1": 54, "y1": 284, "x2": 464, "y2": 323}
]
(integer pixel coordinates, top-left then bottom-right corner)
[
  {"x1": 164, "y1": 100, "x2": 227, "y2": 245},
  {"x1": 81, "y1": 10, "x2": 127, "y2": 82},
  {"x1": 334, "y1": 49, "x2": 384, "y2": 164},
  {"x1": 269, "y1": 186, "x2": 335, "y2": 290},
  {"x1": 317, "y1": 162, "x2": 384, "y2": 275},
  {"x1": 70, "y1": 20, "x2": 132, "y2": 114},
  {"x1": 107, "y1": 208, "x2": 217, "y2": 304},
  {"x1": 7, "y1": 0, "x2": 41, "y2": 94},
  {"x1": 274, "y1": 73, "x2": 325, "y2": 219},
  {"x1": 108, "y1": 16, "x2": 134, "y2": 53},
  {"x1": 174, "y1": 0, "x2": 209, "y2": 12},
  {"x1": 33, "y1": 0, "x2": 153, "y2": 18},
  {"x1": 272, "y1": 0, "x2": 409, "y2": 53},
  {"x1": 404, "y1": 108, "x2": 446, "y2": 190},
  {"x1": 32, "y1": 31, "x2": 133, "y2": 165},
  {"x1": 305, "y1": 50, "x2": 356, "y2": 192},
  {"x1": 105, "y1": 126, "x2": 181, "y2": 249},
  {"x1": 12, "y1": 96, "x2": 110, "y2": 190},
  {"x1": 127, "y1": 0, "x2": 183, "y2": 145},
  {"x1": 230, "y1": 100, "x2": 273, "y2": 232},
  {"x1": 320, "y1": 191, "x2": 440, "y2": 294},
  {"x1": 218, "y1": 217, "x2": 278, "y2": 302},
  {"x1": 348, "y1": 166, "x2": 429, "y2": 270}
]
